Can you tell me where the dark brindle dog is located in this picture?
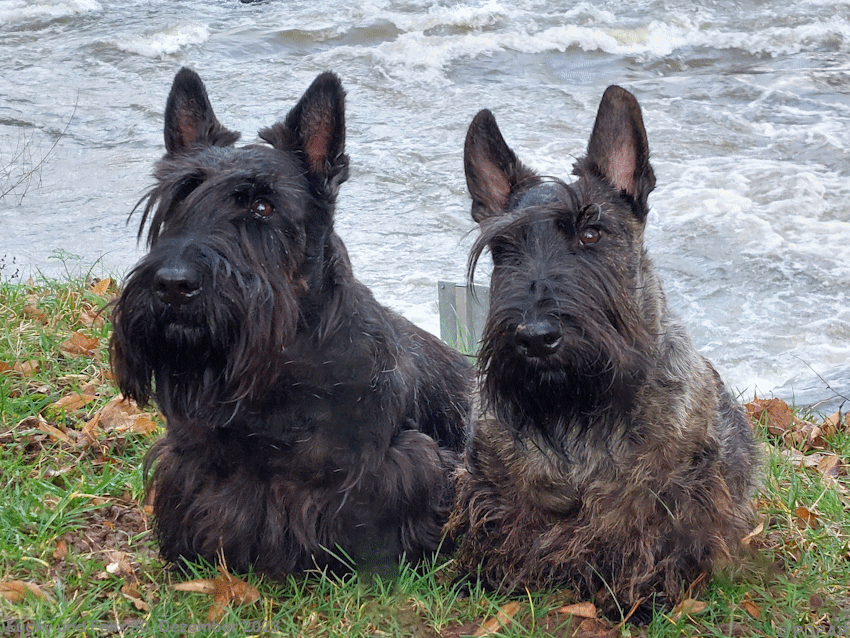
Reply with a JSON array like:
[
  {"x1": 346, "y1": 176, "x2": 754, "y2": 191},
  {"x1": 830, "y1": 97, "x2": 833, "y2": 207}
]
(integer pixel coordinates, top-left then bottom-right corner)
[
  {"x1": 448, "y1": 86, "x2": 758, "y2": 620},
  {"x1": 110, "y1": 68, "x2": 471, "y2": 578}
]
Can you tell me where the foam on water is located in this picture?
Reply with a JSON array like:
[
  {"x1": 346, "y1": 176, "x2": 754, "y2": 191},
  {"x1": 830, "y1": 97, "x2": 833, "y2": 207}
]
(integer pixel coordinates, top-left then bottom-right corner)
[
  {"x1": 310, "y1": 1, "x2": 850, "y2": 78},
  {"x1": 0, "y1": 0, "x2": 100, "y2": 25},
  {"x1": 649, "y1": 147, "x2": 850, "y2": 401},
  {"x1": 111, "y1": 24, "x2": 211, "y2": 59},
  {"x1": 1, "y1": 0, "x2": 848, "y2": 409}
]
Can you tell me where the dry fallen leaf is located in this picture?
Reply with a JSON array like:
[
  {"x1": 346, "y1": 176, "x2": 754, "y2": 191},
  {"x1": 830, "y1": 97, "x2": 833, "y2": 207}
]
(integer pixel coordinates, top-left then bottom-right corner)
[
  {"x1": 105, "y1": 551, "x2": 135, "y2": 579},
  {"x1": 552, "y1": 602, "x2": 597, "y2": 619},
  {"x1": 96, "y1": 395, "x2": 158, "y2": 435},
  {"x1": 474, "y1": 601, "x2": 520, "y2": 637},
  {"x1": 60, "y1": 331, "x2": 99, "y2": 357},
  {"x1": 816, "y1": 454, "x2": 841, "y2": 479},
  {"x1": 173, "y1": 579, "x2": 218, "y2": 595},
  {"x1": 22, "y1": 304, "x2": 50, "y2": 324},
  {"x1": 44, "y1": 465, "x2": 74, "y2": 479},
  {"x1": 80, "y1": 411, "x2": 102, "y2": 445},
  {"x1": 79, "y1": 307, "x2": 105, "y2": 329},
  {"x1": 0, "y1": 580, "x2": 48, "y2": 602},
  {"x1": 13, "y1": 360, "x2": 40, "y2": 377},
  {"x1": 780, "y1": 449, "x2": 824, "y2": 468},
  {"x1": 90, "y1": 277, "x2": 114, "y2": 296},
  {"x1": 53, "y1": 540, "x2": 68, "y2": 560},
  {"x1": 123, "y1": 413, "x2": 158, "y2": 436},
  {"x1": 173, "y1": 566, "x2": 260, "y2": 623},
  {"x1": 742, "y1": 600, "x2": 761, "y2": 619},
  {"x1": 793, "y1": 505, "x2": 819, "y2": 529},
  {"x1": 670, "y1": 598, "x2": 708, "y2": 620},
  {"x1": 746, "y1": 397, "x2": 793, "y2": 434},
  {"x1": 143, "y1": 484, "x2": 156, "y2": 515},
  {"x1": 824, "y1": 411, "x2": 845, "y2": 430},
  {"x1": 121, "y1": 583, "x2": 151, "y2": 612},
  {"x1": 57, "y1": 372, "x2": 93, "y2": 387},
  {"x1": 36, "y1": 421, "x2": 72, "y2": 445},
  {"x1": 747, "y1": 396, "x2": 842, "y2": 453},
  {"x1": 803, "y1": 422, "x2": 826, "y2": 449},
  {"x1": 51, "y1": 391, "x2": 98, "y2": 412},
  {"x1": 741, "y1": 519, "x2": 765, "y2": 546}
]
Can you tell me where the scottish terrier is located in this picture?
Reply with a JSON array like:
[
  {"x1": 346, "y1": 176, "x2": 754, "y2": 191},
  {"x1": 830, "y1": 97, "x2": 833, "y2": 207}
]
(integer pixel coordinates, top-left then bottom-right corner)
[
  {"x1": 110, "y1": 68, "x2": 472, "y2": 578},
  {"x1": 447, "y1": 86, "x2": 758, "y2": 620}
]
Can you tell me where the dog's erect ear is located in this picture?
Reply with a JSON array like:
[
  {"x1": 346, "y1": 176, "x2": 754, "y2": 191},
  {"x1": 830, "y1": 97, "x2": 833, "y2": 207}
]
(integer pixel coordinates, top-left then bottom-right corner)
[
  {"x1": 260, "y1": 72, "x2": 350, "y2": 198},
  {"x1": 582, "y1": 85, "x2": 656, "y2": 218},
  {"x1": 163, "y1": 67, "x2": 240, "y2": 154},
  {"x1": 464, "y1": 110, "x2": 537, "y2": 223}
]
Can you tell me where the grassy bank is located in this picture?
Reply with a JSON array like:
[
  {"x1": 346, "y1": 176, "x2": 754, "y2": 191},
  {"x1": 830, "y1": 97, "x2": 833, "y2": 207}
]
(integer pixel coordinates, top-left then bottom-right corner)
[{"x1": 1, "y1": 277, "x2": 848, "y2": 637}]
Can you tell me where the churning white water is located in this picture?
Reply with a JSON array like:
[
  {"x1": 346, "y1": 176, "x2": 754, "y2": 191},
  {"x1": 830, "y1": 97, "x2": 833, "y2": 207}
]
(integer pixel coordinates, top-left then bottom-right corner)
[{"x1": 1, "y1": 0, "x2": 848, "y2": 409}]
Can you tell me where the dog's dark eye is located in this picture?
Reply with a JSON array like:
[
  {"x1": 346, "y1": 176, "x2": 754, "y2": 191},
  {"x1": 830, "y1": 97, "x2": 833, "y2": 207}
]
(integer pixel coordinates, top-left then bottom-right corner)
[
  {"x1": 579, "y1": 228, "x2": 601, "y2": 245},
  {"x1": 251, "y1": 199, "x2": 274, "y2": 218}
]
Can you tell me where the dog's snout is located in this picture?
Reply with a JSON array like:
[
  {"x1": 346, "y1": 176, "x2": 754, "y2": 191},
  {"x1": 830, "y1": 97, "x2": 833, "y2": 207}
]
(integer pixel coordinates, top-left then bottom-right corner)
[
  {"x1": 515, "y1": 319, "x2": 562, "y2": 358},
  {"x1": 153, "y1": 264, "x2": 202, "y2": 306}
]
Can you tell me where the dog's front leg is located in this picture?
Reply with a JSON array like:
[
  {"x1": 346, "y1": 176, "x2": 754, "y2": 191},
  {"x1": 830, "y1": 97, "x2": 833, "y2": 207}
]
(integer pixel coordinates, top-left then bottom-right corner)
[{"x1": 337, "y1": 428, "x2": 456, "y2": 580}]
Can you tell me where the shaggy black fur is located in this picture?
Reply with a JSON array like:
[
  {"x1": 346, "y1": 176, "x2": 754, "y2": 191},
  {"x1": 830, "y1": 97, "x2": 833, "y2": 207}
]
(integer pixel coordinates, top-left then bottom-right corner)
[
  {"x1": 110, "y1": 68, "x2": 472, "y2": 578},
  {"x1": 448, "y1": 86, "x2": 758, "y2": 621}
]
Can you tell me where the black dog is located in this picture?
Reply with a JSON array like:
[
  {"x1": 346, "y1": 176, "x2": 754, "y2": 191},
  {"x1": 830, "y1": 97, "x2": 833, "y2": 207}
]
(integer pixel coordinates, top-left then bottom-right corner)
[
  {"x1": 110, "y1": 68, "x2": 471, "y2": 578},
  {"x1": 447, "y1": 86, "x2": 758, "y2": 620}
]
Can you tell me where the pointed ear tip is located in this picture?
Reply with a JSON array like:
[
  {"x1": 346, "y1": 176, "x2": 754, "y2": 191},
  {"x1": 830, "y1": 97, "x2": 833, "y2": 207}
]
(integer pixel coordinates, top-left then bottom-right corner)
[
  {"x1": 310, "y1": 71, "x2": 346, "y2": 98},
  {"x1": 472, "y1": 108, "x2": 496, "y2": 125},
  {"x1": 173, "y1": 66, "x2": 202, "y2": 85},
  {"x1": 316, "y1": 70, "x2": 342, "y2": 83},
  {"x1": 603, "y1": 84, "x2": 627, "y2": 94},
  {"x1": 601, "y1": 85, "x2": 640, "y2": 108},
  {"x1": 467, "y1": 109, "x2": 501, "y2": 147}
]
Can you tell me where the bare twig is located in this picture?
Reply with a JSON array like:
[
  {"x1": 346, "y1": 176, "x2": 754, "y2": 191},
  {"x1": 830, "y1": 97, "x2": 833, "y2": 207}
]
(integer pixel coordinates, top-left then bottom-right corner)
[
  {"x1": 1, "y1": 98, "x2": 77, "y2": 204},
  {"x1": 791, "y1": 354, "x2": 849, "y2": 410}
]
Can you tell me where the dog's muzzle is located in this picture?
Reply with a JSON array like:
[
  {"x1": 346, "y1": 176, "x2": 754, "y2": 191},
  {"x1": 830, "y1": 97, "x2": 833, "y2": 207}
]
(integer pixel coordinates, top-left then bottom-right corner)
[
  {"x1": 514, "y1": 319, "x2": 562, "y2": 358},
  {"x1": 153, "y1": 264, "x2": 203, "y2": 308}
]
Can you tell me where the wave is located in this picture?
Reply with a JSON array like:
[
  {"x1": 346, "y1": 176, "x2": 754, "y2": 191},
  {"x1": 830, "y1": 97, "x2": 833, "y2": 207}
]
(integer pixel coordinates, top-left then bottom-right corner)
[
  {"x1": 316, "y1": 7, "x2": 849, "y2": 77},
  {"x1": 111, "y1": 24, "x2": 210, "y2": 59},
  {"x1": 0, "y1": 0, "x2": 100, "y2": 24}
]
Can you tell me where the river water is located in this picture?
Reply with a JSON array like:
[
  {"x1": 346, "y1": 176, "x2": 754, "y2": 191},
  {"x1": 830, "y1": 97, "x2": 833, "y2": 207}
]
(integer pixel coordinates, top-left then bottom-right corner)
[{"x1": 1, "y1": 0, "x2": 848, "y2": 410}]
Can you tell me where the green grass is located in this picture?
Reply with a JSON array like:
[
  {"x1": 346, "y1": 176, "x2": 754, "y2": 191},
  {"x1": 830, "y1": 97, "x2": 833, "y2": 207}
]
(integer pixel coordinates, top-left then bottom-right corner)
[{"x1": 1, "y1": 276, "x2": 848, "y2": 637}]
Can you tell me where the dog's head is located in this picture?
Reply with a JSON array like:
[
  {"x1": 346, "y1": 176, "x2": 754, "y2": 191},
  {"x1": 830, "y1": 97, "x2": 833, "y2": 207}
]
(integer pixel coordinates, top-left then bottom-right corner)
[
  {"x1": 110, "y1": 68, "x2": 349, "y2": 420},
  {"x1": 464, "y1": 86, "x2": 660, "y2": 420}
]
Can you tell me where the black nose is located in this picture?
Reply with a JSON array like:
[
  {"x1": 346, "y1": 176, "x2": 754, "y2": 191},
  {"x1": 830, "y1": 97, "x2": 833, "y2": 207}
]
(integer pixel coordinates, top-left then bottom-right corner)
[
  {"x1": 153, "y1": 265, "x2": 202, "y2": 306},
  {"x1": 515, "y1": 320, "x2": 562, "y2": 358}
]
